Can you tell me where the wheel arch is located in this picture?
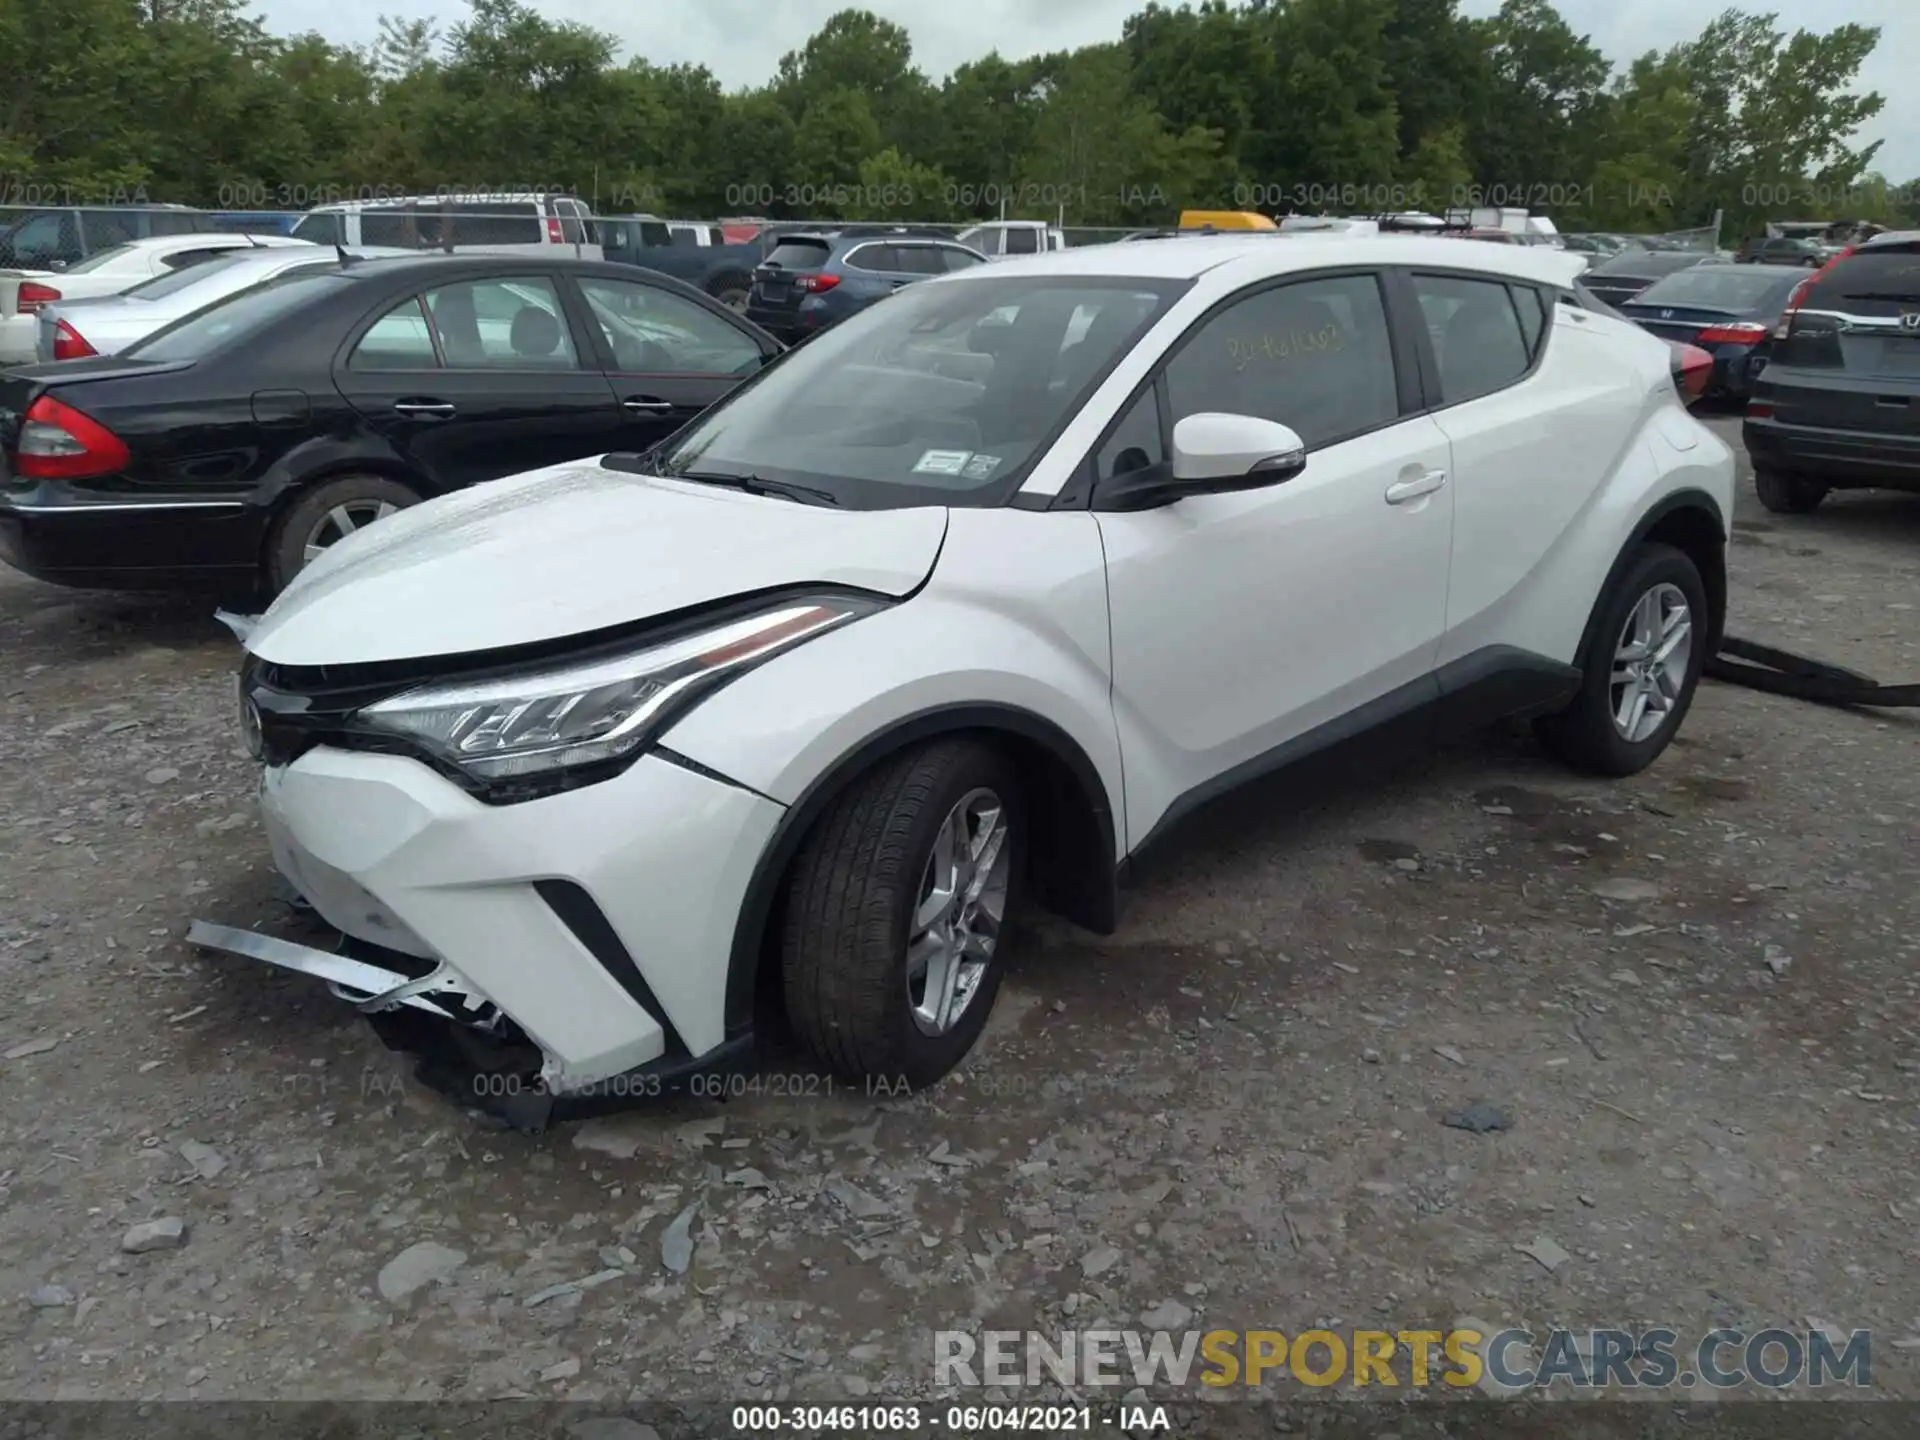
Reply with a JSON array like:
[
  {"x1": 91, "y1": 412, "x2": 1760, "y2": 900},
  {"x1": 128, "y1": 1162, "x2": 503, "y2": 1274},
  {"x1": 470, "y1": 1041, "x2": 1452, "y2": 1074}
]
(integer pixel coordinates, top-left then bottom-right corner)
[
  {"x1": 255, "y1": 457, "x2": 430, "y2": 573},
  {"x1": 721, "y1": 702, "x2": 1120, "y2": 1037},
  {"x1": 1573, "y1": 488, "x2": 1728, "y2": 672}
]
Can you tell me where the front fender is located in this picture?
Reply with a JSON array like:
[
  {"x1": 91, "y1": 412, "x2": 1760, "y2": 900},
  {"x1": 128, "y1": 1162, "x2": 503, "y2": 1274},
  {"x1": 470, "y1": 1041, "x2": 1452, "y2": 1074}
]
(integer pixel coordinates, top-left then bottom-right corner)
[{"x1": 660, "y1": 509, "x2": 1122, "y2": 820}]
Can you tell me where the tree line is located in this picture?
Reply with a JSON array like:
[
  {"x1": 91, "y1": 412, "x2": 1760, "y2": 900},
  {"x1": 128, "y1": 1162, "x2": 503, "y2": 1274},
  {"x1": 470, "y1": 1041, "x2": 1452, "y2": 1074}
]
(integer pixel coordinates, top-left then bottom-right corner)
[{"x1": 1, "y1": 0, "x2": 1910, "y2": 241}]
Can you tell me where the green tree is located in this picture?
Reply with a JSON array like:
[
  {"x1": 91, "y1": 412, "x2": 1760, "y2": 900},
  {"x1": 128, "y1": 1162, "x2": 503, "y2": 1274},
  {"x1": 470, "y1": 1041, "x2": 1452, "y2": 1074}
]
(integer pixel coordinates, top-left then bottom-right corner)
[
  {"x1": 857, "y1": 146, "x2": 953, "y2": 222},
  {"x1": 1463, "y1": 0, "x2": 1608, "y2": 213}
]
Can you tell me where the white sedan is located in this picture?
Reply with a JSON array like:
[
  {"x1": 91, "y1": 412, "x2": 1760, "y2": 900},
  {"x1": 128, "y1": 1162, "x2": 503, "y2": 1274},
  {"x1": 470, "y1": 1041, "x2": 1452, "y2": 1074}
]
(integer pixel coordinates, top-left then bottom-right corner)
[
  {"x1": 0, "y1": 233, "x2": 313, "y2": 365},
  {"x1": 200, "y1": 233, "x2": 1734, "y2": 1127}
]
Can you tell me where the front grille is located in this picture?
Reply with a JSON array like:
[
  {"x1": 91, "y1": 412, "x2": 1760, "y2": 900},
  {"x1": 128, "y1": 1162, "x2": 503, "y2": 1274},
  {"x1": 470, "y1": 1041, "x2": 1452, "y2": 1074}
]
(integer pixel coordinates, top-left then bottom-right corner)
[{"x1": 243, "y1": 654, "x2": 414, "y2": 767}]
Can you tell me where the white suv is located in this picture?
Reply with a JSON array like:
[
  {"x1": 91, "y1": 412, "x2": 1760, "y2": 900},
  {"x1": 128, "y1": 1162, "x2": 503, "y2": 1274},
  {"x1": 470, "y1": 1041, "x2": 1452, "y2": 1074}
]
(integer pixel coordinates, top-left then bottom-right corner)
[
  {"x1": 206, "y1": 235, "x2": 1734, "y2": 1126},
  {"x1": 289, "y1": 194, "x2": 602, "y2": 260}
]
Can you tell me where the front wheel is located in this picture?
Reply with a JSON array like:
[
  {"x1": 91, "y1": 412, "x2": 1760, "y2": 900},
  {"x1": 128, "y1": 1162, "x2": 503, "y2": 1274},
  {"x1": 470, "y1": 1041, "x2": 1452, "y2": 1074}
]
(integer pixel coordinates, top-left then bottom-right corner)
[
  {"x1": 1535, "y1": 542, "x2": 1708, "y2": 777},
  {"x1": 780, "y1": 738, "x2": 1022, "y2": 1090}
]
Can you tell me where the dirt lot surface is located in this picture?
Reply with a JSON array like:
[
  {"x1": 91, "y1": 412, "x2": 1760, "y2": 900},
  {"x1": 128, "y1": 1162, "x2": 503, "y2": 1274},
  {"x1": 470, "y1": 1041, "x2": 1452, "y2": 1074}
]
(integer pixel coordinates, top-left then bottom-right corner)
[{"x1": 0, "y1": 416, "x2": 1915, "y2": 1412}]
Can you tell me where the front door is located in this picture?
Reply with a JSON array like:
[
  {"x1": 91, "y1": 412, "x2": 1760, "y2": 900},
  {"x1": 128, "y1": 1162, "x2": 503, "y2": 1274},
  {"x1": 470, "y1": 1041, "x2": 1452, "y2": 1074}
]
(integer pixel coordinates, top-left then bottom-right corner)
[
  {"x1": 1093, "y1": 270, "x2": 1455, "y2": 847},
  {"x1": 333, "y1": 272, "x2": 625, "y2": 493},
  {"x1": 566, "y1": 272, "x2": 770, "y2": 453}
]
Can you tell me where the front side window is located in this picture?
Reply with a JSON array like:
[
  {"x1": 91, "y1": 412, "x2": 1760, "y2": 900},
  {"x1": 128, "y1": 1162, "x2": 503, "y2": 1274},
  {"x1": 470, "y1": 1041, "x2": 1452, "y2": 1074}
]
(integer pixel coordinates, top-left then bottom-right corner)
[
  {"x1": 651, "y1": 276, "x2": 1187, "y2": 507},
  {"x1": 577, "y1": 276, "x2": 762, "y2": 374},
  {"x1": 1164, "y1": 273, "x2": 1399, "y2": 448},
  {"x1": 1411, "y1": 273, "x2": 1532, "y2": 404}
]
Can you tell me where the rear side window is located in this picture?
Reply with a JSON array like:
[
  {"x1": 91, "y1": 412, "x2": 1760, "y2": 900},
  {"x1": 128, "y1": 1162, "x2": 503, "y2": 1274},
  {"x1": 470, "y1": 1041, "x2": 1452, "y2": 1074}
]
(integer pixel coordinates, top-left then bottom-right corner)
[
  {"x1": 291, "y1": 211, "x2": 343, "y2": 245},
  {"x1": 845, "y1": 244, "x2": 897, "y2": 273},
  {"x1": 764, "y1": 239, "x2": 831, "y2": 270},
  {"x1": 1412, "y1": 274, "x2": 1533, "y2": 404},
  {"x1": 1805, "y1": 245, "x2": 1920, "y2": 316},
  {"x1": 892, "y1": 246, "x2": 944, "y2": 276},
  {"x1": 1005, "y1": 228, "x2": 1040, "y2": 255},
  {"x1": 638, "y1": 221, "x2": 672, "y2": 247},
  {"x1": 83, "y1": 210, "x2": 142, "y2": 249},
  {"x1": 446, "y1": 202, "x2": 542, "y2": 246},
  {"x1": 359, "y1": 207, "x2": 422, "y2": 248},
  {"x1": 123, "y1": 273, "x2": 347, "y2": 362}
]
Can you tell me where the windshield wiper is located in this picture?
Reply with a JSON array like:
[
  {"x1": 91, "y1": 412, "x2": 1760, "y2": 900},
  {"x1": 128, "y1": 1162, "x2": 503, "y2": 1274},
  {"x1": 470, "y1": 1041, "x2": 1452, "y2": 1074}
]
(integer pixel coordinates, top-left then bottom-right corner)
[{"x1": 670, "y1": 469, "x2": 840, "y2": 507}]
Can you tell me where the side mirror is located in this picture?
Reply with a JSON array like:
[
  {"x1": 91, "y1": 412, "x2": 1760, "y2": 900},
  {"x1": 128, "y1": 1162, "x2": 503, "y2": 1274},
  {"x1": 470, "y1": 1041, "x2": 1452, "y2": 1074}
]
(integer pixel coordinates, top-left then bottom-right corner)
[
  {"x1": 1172, "y1": 412, "x2": 1307, "y2": 484},
  {"x1": 1093, "y1": 412, "x2": 1308, "y2": 512}
]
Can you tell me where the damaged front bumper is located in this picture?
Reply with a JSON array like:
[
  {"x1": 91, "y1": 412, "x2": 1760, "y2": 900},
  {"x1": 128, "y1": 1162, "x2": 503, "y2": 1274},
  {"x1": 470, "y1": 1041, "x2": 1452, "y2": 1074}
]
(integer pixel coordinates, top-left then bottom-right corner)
[
  {"x1": 192, "y1": 740, "x2": 785, "y2": 1130},
  {"x1": 189, "y1": 916, "x2": 755, "y2": 1131}
]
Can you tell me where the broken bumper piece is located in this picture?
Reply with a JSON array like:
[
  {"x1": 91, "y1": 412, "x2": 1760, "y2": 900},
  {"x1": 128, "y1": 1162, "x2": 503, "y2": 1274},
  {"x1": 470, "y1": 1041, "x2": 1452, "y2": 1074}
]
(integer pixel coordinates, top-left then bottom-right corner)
[{"x1": 188, "y1": 918, "x2": 755, "y2": 1132}]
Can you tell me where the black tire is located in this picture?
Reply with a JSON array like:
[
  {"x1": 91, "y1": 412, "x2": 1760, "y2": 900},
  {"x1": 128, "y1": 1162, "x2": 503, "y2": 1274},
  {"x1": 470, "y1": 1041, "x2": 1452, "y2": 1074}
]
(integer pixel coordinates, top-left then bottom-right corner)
[
  {"x1": 780, "y1": 738, "x2": 1023, "y2": 1089},
  {"x1": 265, "y1": 474, "x2": 422, "y2": 597},
  {"x1": 1753, "y1": 465, "x2": 1828, "y2": 515},
  {"x1": 708, "y1": 273, "x2": 751, "y2": 313},
  {"x1": 1535, "y1": 542, "x2": 1709, "y2": 778}
]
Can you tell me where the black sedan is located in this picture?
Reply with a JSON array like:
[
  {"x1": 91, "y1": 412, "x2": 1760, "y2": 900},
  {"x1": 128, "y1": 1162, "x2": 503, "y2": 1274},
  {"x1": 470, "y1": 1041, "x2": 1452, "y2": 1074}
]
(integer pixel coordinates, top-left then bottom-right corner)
[
  {"x1": 1616, "y1": 263, "x2": 1807, "y2": 402},
  {"x1": 0, "y1": 254, "x2": 780, "y2": 598},
  {"x1": 1577, "y1": 248, "x2": 1712, "y2": 308}
]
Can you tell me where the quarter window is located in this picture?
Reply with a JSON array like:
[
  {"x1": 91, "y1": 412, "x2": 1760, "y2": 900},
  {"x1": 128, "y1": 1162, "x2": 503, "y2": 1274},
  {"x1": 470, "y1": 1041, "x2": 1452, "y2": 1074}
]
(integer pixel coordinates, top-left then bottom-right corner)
[{"x1": 1164, "y1": 273, "x2": 1399, "y2": 448}]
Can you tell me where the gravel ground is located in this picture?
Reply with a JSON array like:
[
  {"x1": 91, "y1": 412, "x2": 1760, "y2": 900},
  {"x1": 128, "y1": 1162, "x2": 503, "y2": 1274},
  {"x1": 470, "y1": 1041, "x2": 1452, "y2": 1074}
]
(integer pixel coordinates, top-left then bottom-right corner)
[{"x1": 0, "y1": 416, "x2": 1916, "y2": 1409}]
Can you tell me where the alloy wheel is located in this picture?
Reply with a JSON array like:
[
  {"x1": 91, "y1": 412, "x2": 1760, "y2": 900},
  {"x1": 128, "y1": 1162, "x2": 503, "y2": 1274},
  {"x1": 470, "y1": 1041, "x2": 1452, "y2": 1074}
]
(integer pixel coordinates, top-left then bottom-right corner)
[
  {"x1": 1610, "y1": 582, "x2": 1693, "y2": 743},
  {"x1": 303, "y1": 499, "x2": 398, "y2": 566},
  {"x1": 905, "y1": 786, "x2": 1010, "y2": 1036}
]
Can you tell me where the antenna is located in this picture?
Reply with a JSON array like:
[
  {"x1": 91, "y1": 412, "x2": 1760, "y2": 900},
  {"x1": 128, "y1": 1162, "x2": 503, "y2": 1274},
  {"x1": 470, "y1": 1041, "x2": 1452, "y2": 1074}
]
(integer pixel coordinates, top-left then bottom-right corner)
[{"x1": 335, "y1": 243, "x2": 355, "y2": 266}]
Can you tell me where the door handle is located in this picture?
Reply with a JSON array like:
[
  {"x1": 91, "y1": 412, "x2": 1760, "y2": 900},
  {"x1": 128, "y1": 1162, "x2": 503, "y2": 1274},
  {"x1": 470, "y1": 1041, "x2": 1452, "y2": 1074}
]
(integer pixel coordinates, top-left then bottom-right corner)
[
  {"x1": 393, "y1": 400, "x2": 454, "y2": 418},
  {"x1": 622, "y1": 397, "x2": 673, "y2": 413},
  {"x1": 1385, "y1": 469, "x2": 1448, "y2": 504}
]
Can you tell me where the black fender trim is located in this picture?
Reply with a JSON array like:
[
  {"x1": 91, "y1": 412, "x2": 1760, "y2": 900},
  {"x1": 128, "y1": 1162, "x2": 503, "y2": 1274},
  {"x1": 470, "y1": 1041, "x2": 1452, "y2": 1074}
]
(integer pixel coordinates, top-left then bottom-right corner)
[
  {"x1": 1573, "y1": 488, "x2": 1728, "y2": 673},
  {"x1": 721, "y1": 702, "x2": 1119, "y2": 1036}
]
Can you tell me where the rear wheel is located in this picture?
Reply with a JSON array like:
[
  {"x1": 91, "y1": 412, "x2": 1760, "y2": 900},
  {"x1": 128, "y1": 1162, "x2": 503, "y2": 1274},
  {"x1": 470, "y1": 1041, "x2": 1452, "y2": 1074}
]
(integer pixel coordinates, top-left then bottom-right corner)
[
  {"x1": 1753, "y1": 466, "x2": 1828, "y2": 514},
  {"x1": 1536, "y1": 543, "x2": 1707, "y2": 777},
  {"x1": 709, "y1": 274, "x2": 751, "y2": 313},
  {"x1": 780, "y1": 739, "x2": 1022, "y2": 1090},
  {"x1": 265, "y1": 474, "x2": 421, "y2": 597}
]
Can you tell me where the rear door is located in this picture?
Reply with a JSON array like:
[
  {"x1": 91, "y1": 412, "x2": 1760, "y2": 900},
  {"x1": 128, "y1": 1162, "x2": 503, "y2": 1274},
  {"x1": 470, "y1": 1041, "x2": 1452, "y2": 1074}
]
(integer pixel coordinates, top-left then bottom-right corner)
[
  {"x1": 568, "y1": 271, "x2": 770, "y2": 452},
  {"x1": 333, "y1": 272, "x2": 626, "y2": 491}
]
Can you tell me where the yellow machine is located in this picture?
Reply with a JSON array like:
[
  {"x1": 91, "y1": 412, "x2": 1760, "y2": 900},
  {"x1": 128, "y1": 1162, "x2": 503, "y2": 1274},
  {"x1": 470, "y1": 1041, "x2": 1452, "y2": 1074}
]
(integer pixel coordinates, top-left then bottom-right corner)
[{"x1": 1177, "y1": 210, "x2": 1279, "y2": 232}]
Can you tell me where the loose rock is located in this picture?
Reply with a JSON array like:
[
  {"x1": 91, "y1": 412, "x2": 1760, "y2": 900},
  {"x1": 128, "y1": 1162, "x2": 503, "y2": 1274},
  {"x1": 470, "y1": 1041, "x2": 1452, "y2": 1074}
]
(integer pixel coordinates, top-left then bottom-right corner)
[
  {"x1": 375, "y1": 1240, "x2": 466, "y2": 1300},
  {"x1": 1443, "y1": 1102, "x2": 1513, "y2": 1134},
  {"x1": 122, "y1": 1217, "x2": 187, "y2": 1254}
]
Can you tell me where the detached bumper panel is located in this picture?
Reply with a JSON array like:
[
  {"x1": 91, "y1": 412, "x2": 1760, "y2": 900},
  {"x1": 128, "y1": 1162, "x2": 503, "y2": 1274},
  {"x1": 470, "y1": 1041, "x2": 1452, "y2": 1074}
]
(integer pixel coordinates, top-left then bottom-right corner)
[{"x1": 235, "y1": 745, "x2": 786, "y2": 1098}]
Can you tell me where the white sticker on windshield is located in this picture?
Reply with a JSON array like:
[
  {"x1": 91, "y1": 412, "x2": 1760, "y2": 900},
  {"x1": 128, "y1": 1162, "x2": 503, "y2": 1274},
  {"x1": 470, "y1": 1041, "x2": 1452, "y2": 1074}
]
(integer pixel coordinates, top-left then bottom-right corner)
[
  {"x1": 961, "y1": 454, "x2": 1002, "y2": 480},
  {"x1": 912, "y1": 449, "x2": 973, "y2": 476}
]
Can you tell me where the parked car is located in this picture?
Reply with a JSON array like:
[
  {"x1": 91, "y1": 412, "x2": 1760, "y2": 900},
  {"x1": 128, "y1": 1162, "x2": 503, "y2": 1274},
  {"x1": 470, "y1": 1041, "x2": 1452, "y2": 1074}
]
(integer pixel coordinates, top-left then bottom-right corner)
[
  {"x1": 0, "y1": 234, "x2": 312, "y2": 365},
  {"x1": 955, "y1": 221, "x2": 1068, "y2": 258},
  {"x1": 1578, "y1": 248, "x2": 1712, "y2": 308},
  {"x1": 208, "y1": 212, "x2": 303, "y2": 236},
  {"x1": 598, "y1": 214, "x2": 774, "y2": 312},
  {"x1": 1744, "y1": 231, "x2": 1920, "y2": 513},
  {"x1": 1734, "y1": 236, "x2": 1826, "y2": 267},
  {"x1": 0, "y1": 254, "x2": 779, "y2": 598},
  {"x1": 0, "y1": 203, "x2": 215, "y2": 270},
  {"x1": 1615, "y1": 263, "x2": 1807, "y2": 401},
  {"x1": 31, "y1": 242, "x2": 358, "y2": 362},
  {"x1": 193, "y1": 234, "x2": 1733, "y2": 1121},
  {"x1": 746, "y1": 229, "x2": 988, "y2": 342},
  {"x1": 290, "y1": 194, "x2": 603, "y2": 261}
]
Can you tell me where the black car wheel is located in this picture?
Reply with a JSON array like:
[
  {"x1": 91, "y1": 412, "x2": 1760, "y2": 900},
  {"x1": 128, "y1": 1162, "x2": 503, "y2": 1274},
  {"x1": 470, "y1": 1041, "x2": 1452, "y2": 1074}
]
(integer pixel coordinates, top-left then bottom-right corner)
[
  {"x1": 266, "y1": 474, "x2": 422, "y2": 596},
  {"x1": 1753, "y1": 466, "x2": 1828, "y2": 515},
  {"x1": 1536, "y1": 542, "x2": 1708, "y2": 778},
  {"x1": 779, "y1": 738, "x2": 1023, "y2": 1091}
]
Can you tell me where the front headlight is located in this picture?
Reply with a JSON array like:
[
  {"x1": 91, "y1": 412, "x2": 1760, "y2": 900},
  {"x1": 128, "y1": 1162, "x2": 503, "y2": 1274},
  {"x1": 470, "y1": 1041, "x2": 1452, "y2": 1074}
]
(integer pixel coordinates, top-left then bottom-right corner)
[{"x1": 358, "y1": 594, "x2": 884, "y2": 786}]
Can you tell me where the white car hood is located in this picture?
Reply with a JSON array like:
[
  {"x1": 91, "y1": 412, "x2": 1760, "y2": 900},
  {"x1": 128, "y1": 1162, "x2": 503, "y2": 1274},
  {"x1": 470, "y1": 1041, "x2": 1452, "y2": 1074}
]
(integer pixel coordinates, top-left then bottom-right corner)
[{"x1": 245, "y1": 459, "x2": 950, "y2": 667}]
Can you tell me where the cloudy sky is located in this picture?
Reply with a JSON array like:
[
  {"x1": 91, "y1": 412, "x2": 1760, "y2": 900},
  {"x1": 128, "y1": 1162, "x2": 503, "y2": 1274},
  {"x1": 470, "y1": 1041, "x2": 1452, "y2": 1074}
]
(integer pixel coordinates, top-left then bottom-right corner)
[{"x1": 258, "y1": 0, "x2": 1918, "y2": 182}]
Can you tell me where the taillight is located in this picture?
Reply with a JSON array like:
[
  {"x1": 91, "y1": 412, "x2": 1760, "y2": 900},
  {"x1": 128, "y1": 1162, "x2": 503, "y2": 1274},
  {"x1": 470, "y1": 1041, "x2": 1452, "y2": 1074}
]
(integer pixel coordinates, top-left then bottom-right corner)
[
  {"x1": 51, "y1": 320, "x2": 95, "y2": 361},
  {"x1": 1747, "y1": 402, "x2": 1774, "y2": 419},
  {"x1": 16, "y1": 282, "x2": 61, "y2": 313},
  {"x1": 12, "y1": 395, "x2": 131, "y2": 480},
  {"x1": 1672, "y1": 343, "x2": 1714, "y2": 401},
  {"x1": 1695, "y1": 322, "x2": 1769, "y2": 345},
  {"x1": 546, "y1": 216, "x2": 564, "y2": 244},
  {"x1": 797, "y1": 274, "x2": 840, "y2": 293}
]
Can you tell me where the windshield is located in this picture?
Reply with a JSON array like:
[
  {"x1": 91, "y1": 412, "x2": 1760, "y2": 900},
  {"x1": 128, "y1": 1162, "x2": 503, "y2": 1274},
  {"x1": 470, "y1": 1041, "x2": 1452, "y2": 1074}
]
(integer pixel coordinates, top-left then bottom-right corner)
[
  {"x1": 123, "y1": 272, "x2": 350, "y2": 363},
  {"x1": 122, "y1": 253, "x2": 248, "y2": 300},
  {"x1": 1631, "y1": 267, "x2": 1800, "y2": 311},
  {"x1": 651, "y1": 275, "x2": 1185, "y2": 507},
  {"x1": 65, "y1": 243, "x2": 141, "y2": 275}
]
